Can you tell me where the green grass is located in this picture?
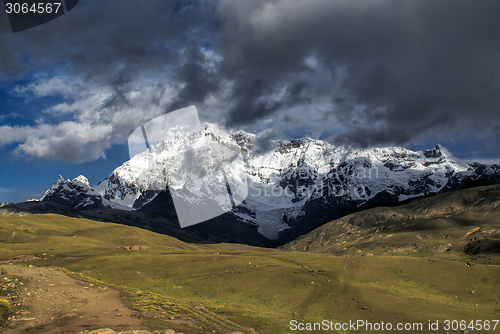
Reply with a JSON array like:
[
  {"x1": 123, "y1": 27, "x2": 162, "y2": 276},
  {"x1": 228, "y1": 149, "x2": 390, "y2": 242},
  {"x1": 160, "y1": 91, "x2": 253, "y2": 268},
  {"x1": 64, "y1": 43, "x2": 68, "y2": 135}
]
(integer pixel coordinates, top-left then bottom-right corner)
[
  {"x1": 0, "y1": 298, "x2": 11, "y2": 325},
  {"x1": 0, "y1": 267, "x2": 25, "y2": 327},
  {"x1": 1, "y1": 208, "x2": 500, "y2": 333},
  {"x1": 281, "y1": 184, "x2": 500, "y2": 259}
]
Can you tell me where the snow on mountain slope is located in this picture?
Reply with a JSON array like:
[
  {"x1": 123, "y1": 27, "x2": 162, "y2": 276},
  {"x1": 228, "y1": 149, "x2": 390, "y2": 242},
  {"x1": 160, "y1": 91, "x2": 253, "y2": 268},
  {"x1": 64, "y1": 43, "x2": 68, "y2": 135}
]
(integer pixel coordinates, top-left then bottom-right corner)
[
  {"x1": 231, "y1": 139, "x2": 472, "y2": 238},
  {"x1": 40, "y1": 175, "x2": 103, "y2": 210},
  {"x1": 41, "y1": 124, "x2": 499, "y2": 240}
]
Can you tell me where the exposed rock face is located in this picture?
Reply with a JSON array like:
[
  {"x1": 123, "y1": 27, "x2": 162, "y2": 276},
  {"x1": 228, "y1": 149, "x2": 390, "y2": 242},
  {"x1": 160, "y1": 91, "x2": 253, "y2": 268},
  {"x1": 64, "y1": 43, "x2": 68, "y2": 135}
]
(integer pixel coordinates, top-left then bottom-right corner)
[
  {"x1": 41, "y1": 124, "x2": 500, "y2": 242},
  {"x1": 40, "y1": 175, "x2": 104, "y2": 210}
]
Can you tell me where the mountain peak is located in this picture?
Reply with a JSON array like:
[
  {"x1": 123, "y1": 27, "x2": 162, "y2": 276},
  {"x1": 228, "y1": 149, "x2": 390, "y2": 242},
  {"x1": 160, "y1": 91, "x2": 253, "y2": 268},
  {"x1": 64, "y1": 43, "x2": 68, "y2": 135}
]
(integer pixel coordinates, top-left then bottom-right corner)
[
  {"x1": 424, "y1": 144, "x2": 449, "y2": 158},
  {"x1": 39, "y1": 126, "x2": 500, "y2": 241},
  {"x1": 40, "y1": 175, "x2": 66, "y2": 201},
  {"x1": 72, "y1": 175, "x2": 89, "y2": 187},
  {"x1": 421, "y1": 144, "x2": 467, "y2": 169}
]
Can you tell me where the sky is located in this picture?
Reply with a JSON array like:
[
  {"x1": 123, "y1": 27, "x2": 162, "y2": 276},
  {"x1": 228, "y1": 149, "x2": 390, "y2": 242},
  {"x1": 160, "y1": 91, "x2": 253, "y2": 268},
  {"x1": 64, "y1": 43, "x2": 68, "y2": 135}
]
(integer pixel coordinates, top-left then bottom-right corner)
[{"x1": 1, "y1": 0, "x2": 500, "y2": 203}]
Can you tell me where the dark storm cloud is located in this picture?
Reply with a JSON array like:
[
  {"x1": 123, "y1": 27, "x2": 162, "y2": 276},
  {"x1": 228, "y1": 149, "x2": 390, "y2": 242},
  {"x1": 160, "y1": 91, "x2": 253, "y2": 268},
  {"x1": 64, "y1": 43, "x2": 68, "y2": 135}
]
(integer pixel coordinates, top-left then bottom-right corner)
[
  {"x1": 214, "y1": 0, "x2": 500, "y2": 149},
  {"x1": 2, "y1": 0, "x2": 500, "y2": 161},
  {"x1": 253, "y1": 128, "x2": 280, "y2": 155},
  {"x1": 171, "y1": 45, "x2": 220, "y2": 110},
  {"x1": 226, "y1": 76, "x2": 312, "y2": 126},
  {"x1": 0, "y1": 0, "x2": 220, "y2": 161},
  {"x1": 0, "y1": 0, "x2": 219, "y2": 118},
  {"x1": 226, "y1": 75, "x2": 280, "y2": 125},
  {"x1": 0, "y1": 1, "x2": 214, "y2": 79}
]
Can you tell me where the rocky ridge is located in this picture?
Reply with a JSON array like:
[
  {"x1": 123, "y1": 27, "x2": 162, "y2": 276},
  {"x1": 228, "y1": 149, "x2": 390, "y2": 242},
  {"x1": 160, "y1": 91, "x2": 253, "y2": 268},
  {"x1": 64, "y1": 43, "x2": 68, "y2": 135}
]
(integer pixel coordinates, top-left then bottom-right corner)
[{"x1": 39, "y1": 124, "x2": 500, "y2": 242}]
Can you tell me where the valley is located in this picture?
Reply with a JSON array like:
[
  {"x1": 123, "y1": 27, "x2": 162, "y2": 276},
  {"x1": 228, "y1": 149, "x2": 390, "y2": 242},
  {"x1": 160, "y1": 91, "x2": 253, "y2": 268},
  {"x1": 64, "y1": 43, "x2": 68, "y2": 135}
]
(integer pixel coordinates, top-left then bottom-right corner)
[
  {"x1": 1, "y1": 184, "x2": 500, "y2": 333},
  {"x1": 35, "y1": 125, "x2": 500, "y2": 245},
  {"x1": 2, "y1": 2, "x2": 500, "y2": 333}
]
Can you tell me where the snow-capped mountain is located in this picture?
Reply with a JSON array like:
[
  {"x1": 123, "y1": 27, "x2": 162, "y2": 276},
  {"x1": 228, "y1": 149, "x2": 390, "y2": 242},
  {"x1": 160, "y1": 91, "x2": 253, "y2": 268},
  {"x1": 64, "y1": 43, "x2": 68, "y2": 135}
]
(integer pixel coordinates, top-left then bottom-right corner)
[
  {"x1": 41, "y1": 124, "x2": 500, "y2": 241},
  {"x1": 40, "y1": 175, "x2": 103, "y2": 210}
]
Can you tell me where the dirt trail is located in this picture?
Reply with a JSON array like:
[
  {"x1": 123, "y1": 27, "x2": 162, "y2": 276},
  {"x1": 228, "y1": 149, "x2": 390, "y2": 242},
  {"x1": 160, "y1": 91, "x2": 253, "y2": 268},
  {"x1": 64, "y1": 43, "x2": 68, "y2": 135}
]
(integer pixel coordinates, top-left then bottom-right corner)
[{"x1": 0, "y1": 264, "x2": 147, "y2": 334}]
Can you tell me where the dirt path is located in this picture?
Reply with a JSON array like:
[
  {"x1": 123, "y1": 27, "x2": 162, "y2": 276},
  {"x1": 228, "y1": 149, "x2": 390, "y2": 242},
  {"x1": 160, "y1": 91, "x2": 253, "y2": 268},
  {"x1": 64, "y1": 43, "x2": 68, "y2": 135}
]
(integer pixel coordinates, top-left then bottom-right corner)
[{"x1": 0, "y1": 264, "x2": 147, "y2": 334}]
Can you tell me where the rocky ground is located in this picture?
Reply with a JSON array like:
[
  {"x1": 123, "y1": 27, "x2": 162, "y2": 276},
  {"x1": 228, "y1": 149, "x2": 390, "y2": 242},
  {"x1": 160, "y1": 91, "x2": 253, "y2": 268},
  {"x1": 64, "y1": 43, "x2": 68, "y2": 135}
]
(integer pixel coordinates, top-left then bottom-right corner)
[
  {"x1": 79, "y1": 329, "x2": 244, "y2": 334},
  {"x1": 0, "y1": 264, "x2": 177, "y2": 334},
  {"x1": 79, "y1": 329, "x2": 177, "y2": 334}
]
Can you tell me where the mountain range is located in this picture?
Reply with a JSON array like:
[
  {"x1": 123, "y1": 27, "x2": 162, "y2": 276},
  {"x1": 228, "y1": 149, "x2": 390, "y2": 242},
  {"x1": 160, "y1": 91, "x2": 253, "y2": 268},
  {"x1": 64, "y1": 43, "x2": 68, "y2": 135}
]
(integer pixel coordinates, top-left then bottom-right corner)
[{"x1": 38, "y1": 123, "x2": 500, "y2": 244}]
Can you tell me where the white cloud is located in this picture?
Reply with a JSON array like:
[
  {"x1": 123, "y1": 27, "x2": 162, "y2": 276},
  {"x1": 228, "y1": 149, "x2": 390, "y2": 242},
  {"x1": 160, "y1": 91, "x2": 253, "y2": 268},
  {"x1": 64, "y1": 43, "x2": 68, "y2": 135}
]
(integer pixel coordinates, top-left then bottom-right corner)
[
  {"x1": 14, "y1": 76, "x2": 86, "y2": 99},
  {"x1": 473, "y1": 158, "x2": 500, "y2": 165},
  {"x1": 0, "y1": 112, "x2": 20, "y2": 123},
  {"x1": 14, "y1": 122, "x2": 113, "y2": 161},
  {"x1": 3, "y1": 75, "x2": 200, "y2": 161},
  {"x1": 0, "y1": 122, "x2": 113, "y2": 161},
  {"x1": 0, "y1": 125, "x2": 40, "y2": 145}
]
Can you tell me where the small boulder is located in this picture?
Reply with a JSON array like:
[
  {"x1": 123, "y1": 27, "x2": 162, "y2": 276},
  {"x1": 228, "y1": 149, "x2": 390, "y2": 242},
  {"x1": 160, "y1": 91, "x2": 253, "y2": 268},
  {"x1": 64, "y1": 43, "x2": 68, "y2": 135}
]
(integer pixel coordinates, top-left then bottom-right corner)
[{"x1": 89, "y1": 329, "x2": 116, "y2": 334}]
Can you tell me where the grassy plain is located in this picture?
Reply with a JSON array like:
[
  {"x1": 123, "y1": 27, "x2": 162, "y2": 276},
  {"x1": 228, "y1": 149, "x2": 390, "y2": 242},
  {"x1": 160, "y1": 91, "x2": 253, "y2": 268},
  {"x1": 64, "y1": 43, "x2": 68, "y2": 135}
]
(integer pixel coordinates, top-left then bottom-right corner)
[{"x1": 1, "y1": 206, "x2": 500, "y2": 333}]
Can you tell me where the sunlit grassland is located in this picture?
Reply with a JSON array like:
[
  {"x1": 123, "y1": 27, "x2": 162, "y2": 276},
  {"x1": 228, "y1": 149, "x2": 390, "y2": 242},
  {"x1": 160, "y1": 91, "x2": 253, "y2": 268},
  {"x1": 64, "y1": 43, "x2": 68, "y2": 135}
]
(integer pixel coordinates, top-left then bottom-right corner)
[{"x1": 1, "y1": 213, "x2": 500, "y2": 333}]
